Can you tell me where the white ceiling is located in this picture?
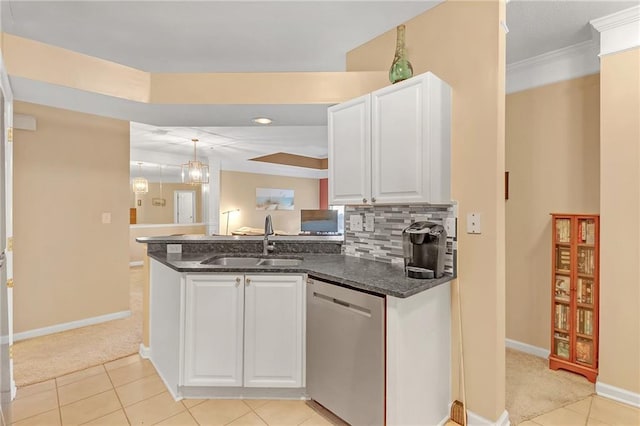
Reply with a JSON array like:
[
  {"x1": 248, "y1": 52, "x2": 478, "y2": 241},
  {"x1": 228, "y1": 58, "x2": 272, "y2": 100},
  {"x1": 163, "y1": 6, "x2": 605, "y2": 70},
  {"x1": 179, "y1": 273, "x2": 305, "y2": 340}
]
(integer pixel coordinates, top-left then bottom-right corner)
[
  {"x1": 4, "y1": 0, "x2": 637, "y2": 177},
  {"x1": 130, "y1": 121, "x2": 330, "y2": 180},
  {"x1": 506, "y1": 0, "x2": 638, "y2": 64},
  {"x1": 1, "y1": 0, "x2": 442, "y2": 73}
]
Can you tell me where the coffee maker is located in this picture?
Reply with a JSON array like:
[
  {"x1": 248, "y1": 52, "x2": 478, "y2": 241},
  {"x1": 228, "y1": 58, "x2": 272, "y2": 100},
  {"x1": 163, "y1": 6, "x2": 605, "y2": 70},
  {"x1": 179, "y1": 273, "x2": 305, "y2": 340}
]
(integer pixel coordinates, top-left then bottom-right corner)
[{"x1": 402, "y1": 221, "x2": 447, "y2": 279}]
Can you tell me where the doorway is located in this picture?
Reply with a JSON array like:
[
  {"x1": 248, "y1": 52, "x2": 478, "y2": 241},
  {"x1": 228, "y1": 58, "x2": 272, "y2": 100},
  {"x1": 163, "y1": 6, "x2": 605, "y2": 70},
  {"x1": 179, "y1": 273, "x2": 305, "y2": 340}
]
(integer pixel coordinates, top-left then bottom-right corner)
[{"x1": 174, "y1": 190, "x2": 196, "y2": 224}]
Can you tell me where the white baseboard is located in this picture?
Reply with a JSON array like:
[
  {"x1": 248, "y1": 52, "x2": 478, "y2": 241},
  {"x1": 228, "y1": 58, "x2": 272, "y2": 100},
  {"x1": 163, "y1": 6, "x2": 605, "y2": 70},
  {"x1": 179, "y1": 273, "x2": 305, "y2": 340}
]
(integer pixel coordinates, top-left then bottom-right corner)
[
  {"x1": 148, "y1": 356, "x2": 182, "y2": 401},
  {"x1": 129, "y1": 261, "x2": 144, "y2": 267},
  {"x1": 446, "y1": 402, "x2": 510, "y2": 426},
  {"x1": 596, "y1": 380, "x2": 640, "y2": 408},
  {"x1": 506, "y1": 338, "x2": 550, "y2": 359},
  {"x1": 468, "y1": 409, "x2": 510, "y2": 426},
  {"x1": 138, "y1": 344, "x2": 150, "y2": 359},
  {"x1": 437, "y1": 414, "x2": 450, "y2": 426},
  {"x1": 14, "y1": 310, "x2": 132, "y2": 341}
]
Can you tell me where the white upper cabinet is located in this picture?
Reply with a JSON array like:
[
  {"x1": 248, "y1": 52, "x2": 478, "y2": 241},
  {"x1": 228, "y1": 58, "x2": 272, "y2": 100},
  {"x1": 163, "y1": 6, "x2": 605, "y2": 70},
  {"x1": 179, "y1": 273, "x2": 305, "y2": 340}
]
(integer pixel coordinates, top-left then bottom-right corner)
[
  {"x1": 243, "y1": 275, "x2": 304, "y2": 388},
  {"x1": 329, "y1": 72, "x2": 451, "y2": 205},
  {"x1": 328, "y1": 95, "x2": 371, "y2": 205}
]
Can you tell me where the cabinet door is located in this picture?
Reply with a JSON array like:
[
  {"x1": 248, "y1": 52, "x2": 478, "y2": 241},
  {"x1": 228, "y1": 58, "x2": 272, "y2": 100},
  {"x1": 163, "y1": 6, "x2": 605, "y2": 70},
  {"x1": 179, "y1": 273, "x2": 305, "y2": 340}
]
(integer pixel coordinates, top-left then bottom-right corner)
[
  {"x1": 182, "y1": 275, "x2": 244, "y2": 387},
  {"x1": 371, "y1": 73, "x2": 451, "y2": 204},
  {"x1": 328, "y1": 94, "x2": 371, "y2": 205},
  {"x1": 244, "y1": 275, "x2": 304, "y2": 388}
]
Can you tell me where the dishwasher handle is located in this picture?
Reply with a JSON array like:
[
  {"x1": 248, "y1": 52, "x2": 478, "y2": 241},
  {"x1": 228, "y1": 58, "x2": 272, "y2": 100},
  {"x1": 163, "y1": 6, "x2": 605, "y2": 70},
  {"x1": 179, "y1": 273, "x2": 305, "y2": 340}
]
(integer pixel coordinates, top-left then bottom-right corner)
[{"x1": 312, "y1": 290, "x2": 372, "y2": 318}]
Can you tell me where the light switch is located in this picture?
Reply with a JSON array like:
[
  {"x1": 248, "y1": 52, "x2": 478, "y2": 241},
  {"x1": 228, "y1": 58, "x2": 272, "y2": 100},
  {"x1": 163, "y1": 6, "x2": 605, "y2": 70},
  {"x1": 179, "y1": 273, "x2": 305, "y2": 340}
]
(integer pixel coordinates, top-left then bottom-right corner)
[
  {"x1": 101, "y1": 212, "x2": 111, "y2": 224},
  {"x1": 364, "y1": 214, "x2": 375, "y2": 232},
  {"x1": 467, "y1": 213, "x2": 481, "y2": 234},
  {"x1": 350, "y1": 214, "x2": 363, "y2": 232}
]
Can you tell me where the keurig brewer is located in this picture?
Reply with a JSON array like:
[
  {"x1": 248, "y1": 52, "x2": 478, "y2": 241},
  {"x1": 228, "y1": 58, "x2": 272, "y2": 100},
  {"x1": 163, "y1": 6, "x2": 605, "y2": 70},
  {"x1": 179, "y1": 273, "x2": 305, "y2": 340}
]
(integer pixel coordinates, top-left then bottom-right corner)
[{"x1": 402, "y1": 221, "x2": 447, "y2": 279}]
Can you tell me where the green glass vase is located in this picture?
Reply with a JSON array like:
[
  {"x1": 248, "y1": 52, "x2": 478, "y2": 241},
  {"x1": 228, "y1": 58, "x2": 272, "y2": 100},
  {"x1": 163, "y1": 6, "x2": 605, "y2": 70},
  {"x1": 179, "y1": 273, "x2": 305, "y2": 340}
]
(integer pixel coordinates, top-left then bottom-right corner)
[{"x1": 389, "y1": 25, "x2": 413, "y2": 84}]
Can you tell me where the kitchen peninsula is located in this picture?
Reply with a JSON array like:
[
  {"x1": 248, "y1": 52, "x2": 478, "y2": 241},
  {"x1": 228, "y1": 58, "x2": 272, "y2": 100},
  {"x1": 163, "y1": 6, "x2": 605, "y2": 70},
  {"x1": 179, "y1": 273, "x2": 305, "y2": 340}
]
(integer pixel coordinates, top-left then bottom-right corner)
[{"x1": 138, "y1": 234, "x2": 454, "y2": 425}]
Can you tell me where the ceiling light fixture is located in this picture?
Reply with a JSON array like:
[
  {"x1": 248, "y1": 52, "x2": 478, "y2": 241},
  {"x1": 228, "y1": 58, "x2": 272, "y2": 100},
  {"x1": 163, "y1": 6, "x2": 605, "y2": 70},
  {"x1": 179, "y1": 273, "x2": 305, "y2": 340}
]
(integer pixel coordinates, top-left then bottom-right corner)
[
  {"x1": 132, "y1": 162, "x2": 149, "y2": 194},
  {"x1": 253, "y1": 117, "x2": 272, "y2": 125},
  {"x1": 182, "y1": 138, "x2": 209, "y2": 185}
]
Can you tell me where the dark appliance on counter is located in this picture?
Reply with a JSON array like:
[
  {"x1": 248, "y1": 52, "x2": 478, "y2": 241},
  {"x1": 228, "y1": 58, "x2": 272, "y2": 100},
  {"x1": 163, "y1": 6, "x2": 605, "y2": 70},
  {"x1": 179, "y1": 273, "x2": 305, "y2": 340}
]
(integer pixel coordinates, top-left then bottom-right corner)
[
  {"x1": 300, "y1": 209, "x2": 340, "y2": 235},
  {"x1": 402, "y1": 221, "x2": 447, "y2": 279}
]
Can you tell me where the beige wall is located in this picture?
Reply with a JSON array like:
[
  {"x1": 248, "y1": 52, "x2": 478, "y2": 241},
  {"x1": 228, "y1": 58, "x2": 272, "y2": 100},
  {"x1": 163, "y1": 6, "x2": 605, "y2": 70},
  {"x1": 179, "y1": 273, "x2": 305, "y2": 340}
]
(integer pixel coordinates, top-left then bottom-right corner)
[
  {"x1": 129, "y1": 224, "x2": 206, "y2": 263},
  {"x1": 347, "y1": 1, "x2": 506, "y2": 420},
  {"x1": 3, "y1": 32, "x2": 387, "y2": 105},
  {"x1": 220, "y1": 171, "x2": 319, "y2": 236},
  {"x1": 2, "y1": 33, "x2": 150, "y2": 102},
  {"x1": 14, "y1": 102, "x2": 130, "y2": 333},
  {"x1": 132, "y1": 183, "x2": 203, "y2": 224},
  {"x1": 505, "y1": 75, "x2": 600, "y2": 349},
  {"x1": 598, "y1": 48, "x2": 640, "y2": 394}
]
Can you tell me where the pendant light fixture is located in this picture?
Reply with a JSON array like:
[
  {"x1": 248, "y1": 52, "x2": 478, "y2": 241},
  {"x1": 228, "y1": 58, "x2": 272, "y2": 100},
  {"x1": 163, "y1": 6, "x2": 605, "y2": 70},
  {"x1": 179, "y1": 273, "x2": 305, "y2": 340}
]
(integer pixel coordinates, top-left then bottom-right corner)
[
  {"x1": 132, "y1": 162, "x2": 149, "y2": 194},
  {"x1": 182, "y1": 138, "x2": 209, "y2": 185}
]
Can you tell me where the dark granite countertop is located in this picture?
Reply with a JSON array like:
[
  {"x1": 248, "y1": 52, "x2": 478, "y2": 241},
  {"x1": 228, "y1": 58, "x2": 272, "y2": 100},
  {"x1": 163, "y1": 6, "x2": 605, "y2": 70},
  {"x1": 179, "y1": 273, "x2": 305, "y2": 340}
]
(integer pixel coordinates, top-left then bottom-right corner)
[
  {"x1": 137, "y1": 235, "x2": 344, "y2": 243},
  {"x1": 148, "y1": 251, "x2": 453, "y2": 298}
]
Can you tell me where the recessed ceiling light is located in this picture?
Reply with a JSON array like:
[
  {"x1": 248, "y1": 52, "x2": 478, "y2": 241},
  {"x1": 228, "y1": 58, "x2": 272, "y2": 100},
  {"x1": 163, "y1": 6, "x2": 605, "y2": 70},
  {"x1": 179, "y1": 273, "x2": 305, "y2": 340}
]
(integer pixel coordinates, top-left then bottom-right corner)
[{"x1": 253, "y1": 117, "x2": 272, "y2": 125}]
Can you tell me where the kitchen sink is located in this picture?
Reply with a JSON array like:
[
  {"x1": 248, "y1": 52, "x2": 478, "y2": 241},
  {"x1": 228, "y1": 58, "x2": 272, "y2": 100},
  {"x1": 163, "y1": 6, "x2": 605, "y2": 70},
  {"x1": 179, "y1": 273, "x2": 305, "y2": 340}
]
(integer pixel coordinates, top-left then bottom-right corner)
[
  {"x1": 203, "y1": 257, "x2": 262, "y2": 266},
  {"x1": 257, "y1": 258, "x2": 303, "y2": 266},
  {"x1": 201, "y1": 256, "x2": 302, "y2": 267}
]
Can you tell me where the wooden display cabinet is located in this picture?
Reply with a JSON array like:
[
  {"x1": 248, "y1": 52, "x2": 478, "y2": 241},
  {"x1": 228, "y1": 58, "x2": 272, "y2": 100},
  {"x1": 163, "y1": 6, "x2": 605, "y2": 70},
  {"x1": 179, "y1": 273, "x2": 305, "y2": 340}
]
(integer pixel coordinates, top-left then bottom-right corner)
[{"x1": 549, "y1": 214, "x2": 599, "y2": 382}]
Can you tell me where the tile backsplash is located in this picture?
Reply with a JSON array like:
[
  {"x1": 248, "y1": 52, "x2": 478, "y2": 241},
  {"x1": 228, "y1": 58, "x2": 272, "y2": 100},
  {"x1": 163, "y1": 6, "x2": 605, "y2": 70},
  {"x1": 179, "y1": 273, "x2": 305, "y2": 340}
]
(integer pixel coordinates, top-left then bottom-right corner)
[{"x1": 344, "y1": 204, "x2": 457, "y2": 276}]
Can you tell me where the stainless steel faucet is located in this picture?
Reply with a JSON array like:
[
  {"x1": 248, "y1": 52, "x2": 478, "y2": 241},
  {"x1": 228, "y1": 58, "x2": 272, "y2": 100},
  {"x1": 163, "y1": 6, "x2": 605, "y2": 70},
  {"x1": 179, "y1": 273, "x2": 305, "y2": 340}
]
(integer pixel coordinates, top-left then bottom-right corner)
[{"x1": 263, "y1": 214, "x2": 275, "y2": 255}]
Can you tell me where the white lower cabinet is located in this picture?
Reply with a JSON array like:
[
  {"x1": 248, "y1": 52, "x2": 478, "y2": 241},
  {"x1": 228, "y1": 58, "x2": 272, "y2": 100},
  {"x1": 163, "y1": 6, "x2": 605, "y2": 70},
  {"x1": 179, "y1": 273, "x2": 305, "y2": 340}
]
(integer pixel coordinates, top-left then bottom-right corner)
[
  {"x1": 244, "y1": 275, "x2": 304, "y2": 388},
  {"x1": 181, "y1": 274, "x2": 304, "y2": 389},
  {"x1": 182, "y1": 274, "x2": 244, "y2": 387}
]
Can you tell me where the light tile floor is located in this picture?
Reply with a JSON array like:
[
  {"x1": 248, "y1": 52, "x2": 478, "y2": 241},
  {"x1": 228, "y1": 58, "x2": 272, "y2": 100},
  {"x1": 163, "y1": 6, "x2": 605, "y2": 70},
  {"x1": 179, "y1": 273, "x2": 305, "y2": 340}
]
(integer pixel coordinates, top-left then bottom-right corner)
[
  {"x1": 11, "y1": 354, "x2": 334, "y2": 426},
  {"x1": 12, "y1": 353, "x2": 640, "y2": 425},
  {"x1": 444, "y1": 394, "x2": 640, "y2": 425},
  {"x1": 520, "y1": 395, "x2": 640, "y2": 426}
]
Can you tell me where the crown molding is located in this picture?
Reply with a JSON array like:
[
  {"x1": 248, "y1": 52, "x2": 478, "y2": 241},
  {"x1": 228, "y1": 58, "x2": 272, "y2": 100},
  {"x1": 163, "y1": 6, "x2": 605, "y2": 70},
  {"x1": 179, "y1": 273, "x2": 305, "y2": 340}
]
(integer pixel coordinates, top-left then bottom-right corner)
[
  {"x1": 590, "y1": 6, "x2": 640, "y2": 56},
  {"x1": 591, "y1": 5, "x2": 640, "y2": 32},
  {"x1": 506, "y1": 40, "x2": 600, "y2": 94}
]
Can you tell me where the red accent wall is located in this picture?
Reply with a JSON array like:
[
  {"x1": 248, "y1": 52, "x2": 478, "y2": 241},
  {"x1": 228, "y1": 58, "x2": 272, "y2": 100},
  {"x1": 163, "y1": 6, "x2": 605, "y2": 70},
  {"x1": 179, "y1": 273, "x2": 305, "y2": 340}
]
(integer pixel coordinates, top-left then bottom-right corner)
[{"x1": 319, "y1": 178, "x2": 328, "y2": 209}]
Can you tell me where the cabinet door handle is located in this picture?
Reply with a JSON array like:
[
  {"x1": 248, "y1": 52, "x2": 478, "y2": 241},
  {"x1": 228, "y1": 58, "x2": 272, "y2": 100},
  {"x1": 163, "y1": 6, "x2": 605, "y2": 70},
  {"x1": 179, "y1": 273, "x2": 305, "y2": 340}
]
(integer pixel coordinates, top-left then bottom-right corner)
[
  {"x1": 235, "y1": 277, "x2": 241, "y2": 286},
  {"x1": 362, "y1": 198, "x2": 368, "y2": 203},
  {"x1": 372, "y1": 197, "x2": 377, "y2": 203},
  {"x1": 246, "y1": 278, "x2": 251, "y2": 285}
]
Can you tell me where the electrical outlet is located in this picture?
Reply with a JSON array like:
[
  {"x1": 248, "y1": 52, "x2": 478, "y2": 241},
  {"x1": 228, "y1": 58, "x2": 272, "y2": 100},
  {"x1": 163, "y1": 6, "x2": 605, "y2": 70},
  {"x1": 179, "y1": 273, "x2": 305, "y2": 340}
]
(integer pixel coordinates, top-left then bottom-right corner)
[
  {"x1": 167, "y1": 244, "x2": 182, "y2": 254},
  {"x1": 444, "y1": 217, "x2": 456, "y2": 238},
  {"x1": 364, "y1": 214, "x2": 375, "y2": 232},
  {"x1": 101, "y1": 212, "x2": 111, "y2": 224},
  {"x1": 349, "y1": 214, "x2": 363, "y2": 232}
]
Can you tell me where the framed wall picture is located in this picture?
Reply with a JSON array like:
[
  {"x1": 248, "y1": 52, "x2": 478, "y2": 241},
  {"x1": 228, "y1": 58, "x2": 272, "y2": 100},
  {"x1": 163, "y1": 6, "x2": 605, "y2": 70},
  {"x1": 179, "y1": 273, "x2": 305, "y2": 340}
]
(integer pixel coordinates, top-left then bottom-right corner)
[
  {"x1": 256, "y1": 188, "x2": 294, "y2": 210},
  {"x1": 152, "y1": 198, "x2": 166, "y2": 207}
]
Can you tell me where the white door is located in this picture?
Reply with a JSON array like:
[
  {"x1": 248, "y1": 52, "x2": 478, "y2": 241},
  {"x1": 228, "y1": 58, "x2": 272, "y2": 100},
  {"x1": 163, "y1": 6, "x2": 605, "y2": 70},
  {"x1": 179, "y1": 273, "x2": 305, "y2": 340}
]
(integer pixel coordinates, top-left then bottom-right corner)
[
  {"x1": 0, "y1": 80, "x2": 10, "y2": 422},
  {"x1": 0, "y1": 55, "x2": 14, "y2": 420},
  {"x1": 175, "y1": 190, "x2": 195, "y2": 224},
  {"x1": 328, "y1": 94, "x2": 371, "y2": 205},
  {"x1": 244, "y1": 275, "x2": 304, "y2": 388},
  {"x1": 182, "y1": 275, "x2": 244, "y2": 387},
  {"x1": 371, "y1": 72, "x2": 451, "y2": 204}
]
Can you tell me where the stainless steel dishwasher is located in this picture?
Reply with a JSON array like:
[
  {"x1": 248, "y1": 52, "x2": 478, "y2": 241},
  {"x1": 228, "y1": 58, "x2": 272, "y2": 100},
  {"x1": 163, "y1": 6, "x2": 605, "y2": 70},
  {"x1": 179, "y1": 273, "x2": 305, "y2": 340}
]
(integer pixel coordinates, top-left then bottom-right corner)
[{"x1": 306, "y1": 278, "x2": 385, "y2": 426}]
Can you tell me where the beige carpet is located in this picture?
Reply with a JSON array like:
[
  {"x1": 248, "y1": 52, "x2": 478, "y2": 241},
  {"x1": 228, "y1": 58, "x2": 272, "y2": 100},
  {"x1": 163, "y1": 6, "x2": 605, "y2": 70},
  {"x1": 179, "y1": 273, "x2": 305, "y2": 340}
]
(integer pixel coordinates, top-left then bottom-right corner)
[
  {"x1": 13, "y1": 267, "x2": 143, "y2": 387},
  {"x1": 506, "y1": 347, "x2": 595, "y2": 424}
]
